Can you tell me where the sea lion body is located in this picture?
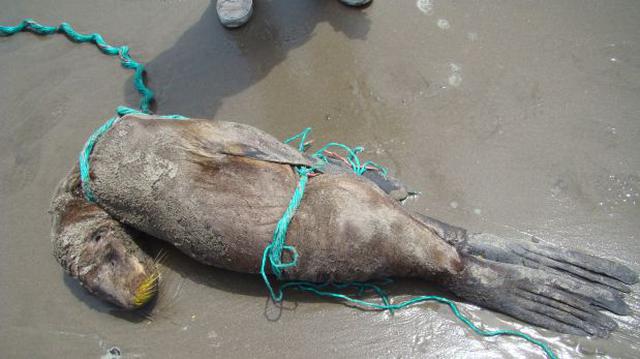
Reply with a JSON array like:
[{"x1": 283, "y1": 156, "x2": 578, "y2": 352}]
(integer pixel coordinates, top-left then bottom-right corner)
[
  {"x1": 87, "y1": 115, "x2": 461, "y2": 282},
  {"x1": 50, "y1": 115, "x2": 637, "y2": 337}
]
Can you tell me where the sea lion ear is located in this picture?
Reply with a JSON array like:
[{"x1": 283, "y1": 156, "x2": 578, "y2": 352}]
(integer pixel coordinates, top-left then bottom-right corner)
[{"x1": 215, "y1": 121, "x2": 313, "y2": 167}]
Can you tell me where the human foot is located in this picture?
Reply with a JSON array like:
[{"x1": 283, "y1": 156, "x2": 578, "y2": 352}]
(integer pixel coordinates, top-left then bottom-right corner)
[
  {"x1": 216, "y1": 0, "x2": 253, "y2": 28},
  {"x1": 338, "y1": 0, "x2": 372, "y2": 7}
]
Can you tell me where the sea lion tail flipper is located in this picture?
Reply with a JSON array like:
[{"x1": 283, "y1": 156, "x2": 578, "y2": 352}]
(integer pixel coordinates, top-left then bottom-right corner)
[
  {"x1": 412, "y1": 213, "x2": 638, "y2": 292},
  {"x1": 442, "y1": 255, "x2": 624, "y2": 337},
  {"x1": 462, "y1": 233, "x2": 639, "y2": 293}
]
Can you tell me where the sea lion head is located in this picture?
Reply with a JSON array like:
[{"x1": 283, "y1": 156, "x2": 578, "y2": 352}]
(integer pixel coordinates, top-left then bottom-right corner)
[
  {"x1": 75, "y1": 222, "x2": 159, "y2": 310},
  {"x1": 51, "y1": 167, "x2": 160, "y2": 310}
]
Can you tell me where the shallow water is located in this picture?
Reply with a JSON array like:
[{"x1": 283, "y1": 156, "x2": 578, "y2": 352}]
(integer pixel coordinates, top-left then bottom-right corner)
[{"x1": 1, "y1": 0, "x2": 639, "y2": 358}]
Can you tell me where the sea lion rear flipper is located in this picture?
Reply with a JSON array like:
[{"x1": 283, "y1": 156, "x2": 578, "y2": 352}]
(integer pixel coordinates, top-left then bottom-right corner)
[
  {"x1": 462, "y1": 233, "x2": 638, "y2": 293},
  {"x1": 412, "y1": 213, "x2": 638, "y2": 292},
  {"x1": 413, "y1": 212, "x2": 637, "y2": 334},
  {"x1": 443, "y1": 255, "x2": 624, "y2": 337}
]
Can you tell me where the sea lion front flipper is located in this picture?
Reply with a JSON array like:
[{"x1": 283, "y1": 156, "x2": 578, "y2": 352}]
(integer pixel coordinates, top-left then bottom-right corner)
[
  {"x1": 316, "y1": 156, "x2": 411, "y2": 201},
  {"x1": 213, "y1": 121, "x2": 312, "y2": 167},
  {"x1": 443, "y1": 256, "x2": 622, "y2": 337},
  {"x1": 182, "y1": 117, "x2": 413, "y2": 200},
  {"x1": 218, "y1": 123, "x2": 413, "y2": 201},
  {"x1": 123, "y1": 114, "x2": 313, "y2": 167}
]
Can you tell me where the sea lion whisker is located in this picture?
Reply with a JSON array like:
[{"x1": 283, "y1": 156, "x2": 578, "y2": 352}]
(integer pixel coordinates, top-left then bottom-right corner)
[
  {"x1": 133, "y1": 270, "x2": 160, "y2": 308},
  {"x1": 153, "y1": 249, "x2": 169, "y2": 266}
]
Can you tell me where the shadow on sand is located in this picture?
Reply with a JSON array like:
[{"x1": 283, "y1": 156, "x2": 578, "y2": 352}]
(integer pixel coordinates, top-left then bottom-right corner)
[
  {"x1": 124, "y1": 0, "x2": 372, "y2": 118},
  {"x1": 61, "y1": 0, "x2": 457, "y2": 323},
  {"x1": 65, "y1": 230, "x2": 451, "y2": 323}
]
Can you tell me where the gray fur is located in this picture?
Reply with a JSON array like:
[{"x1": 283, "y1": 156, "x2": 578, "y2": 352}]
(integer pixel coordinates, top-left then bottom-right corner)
[{"x1": 50, "y1": 165, "x2": 156, "y2": 309}]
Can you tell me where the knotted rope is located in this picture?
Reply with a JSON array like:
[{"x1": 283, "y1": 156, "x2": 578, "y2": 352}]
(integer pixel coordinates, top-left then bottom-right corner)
[
  {"x1": 1, "y1": 19, "x2": 557, "y2": 359},
  {"x1": 260, "y1": 130, "x2": 557, "y2": 359}
]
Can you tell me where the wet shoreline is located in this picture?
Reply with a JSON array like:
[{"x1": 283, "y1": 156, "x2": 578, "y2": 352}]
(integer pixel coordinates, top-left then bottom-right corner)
[{"x1": 1, "y1": 0, "x2": 639, "y2": 357}]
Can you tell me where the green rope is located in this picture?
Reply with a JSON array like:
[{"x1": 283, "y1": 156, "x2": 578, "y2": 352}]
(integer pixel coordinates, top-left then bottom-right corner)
[
  {"x1": 283, "y1": 128, "x2": 388, "y2": 176},
  {"x1": 1, "y1": 19, "x2": 154, "y2": 113},
  {"x1": 78, "y1": 107, "x2": 188, "y2": 202},
  {"x1": 0, "y1": 19, "x2": 187, "y2": 201},
  {"x1": 261, "y1": 129, "x2": 558, "y2": 359},
  {"x1": 287, "y1": 282, "x2": 557, "y2": 358},
  {"x1": 2, "y1": 19, "x2": 557, "y2": 359}
]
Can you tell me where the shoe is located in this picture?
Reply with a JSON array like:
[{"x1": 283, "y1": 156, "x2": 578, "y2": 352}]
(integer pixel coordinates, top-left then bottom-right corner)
[
  {"x1": 216, "y1": 0, "x2": 253, "y2": 28},
  {"x1": 338, "y1": 0, "x2": 372, "y2": 6}
]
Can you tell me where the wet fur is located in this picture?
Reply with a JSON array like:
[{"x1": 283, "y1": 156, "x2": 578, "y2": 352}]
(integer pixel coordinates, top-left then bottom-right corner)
[
  {"x1": 87, "y1": 115, "x2": 462, "y2": 281},
  {"x1": 51, "y1": 115, "x2": 637, "y2": 337},
  {"x1": 50, "y1": 165, "x2": 157, "y2": 308}
]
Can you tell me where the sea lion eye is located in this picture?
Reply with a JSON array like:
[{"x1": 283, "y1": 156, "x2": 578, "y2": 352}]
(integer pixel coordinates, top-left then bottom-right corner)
[{"x1": 91, "y1": 228, "x2": 108, "y2": 242}]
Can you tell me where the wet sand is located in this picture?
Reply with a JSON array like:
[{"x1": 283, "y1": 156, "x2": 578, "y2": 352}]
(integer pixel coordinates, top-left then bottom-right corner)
[{"x1": 1, "y1": 0, "x2": 639, "y2": 358}]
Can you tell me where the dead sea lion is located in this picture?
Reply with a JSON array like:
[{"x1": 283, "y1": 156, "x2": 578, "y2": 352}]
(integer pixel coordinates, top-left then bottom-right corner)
[
  {"x1": 49, "y1": 123, "x2": 411, "y2": 309},
  {"x1": 52, "y1": 114, "x2": 638, "y2": 337},
  {"x1": 87, "y1": 115, "x2": 461, "y2": 281},
  {"x1": 50, "y1": 165, "x2": 159, "y2": 309}
]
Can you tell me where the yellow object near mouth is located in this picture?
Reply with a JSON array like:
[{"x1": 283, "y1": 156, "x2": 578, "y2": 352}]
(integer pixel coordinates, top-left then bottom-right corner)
[{"x1": 134, "y1": 271, "x2": 159, "y2": 308}]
